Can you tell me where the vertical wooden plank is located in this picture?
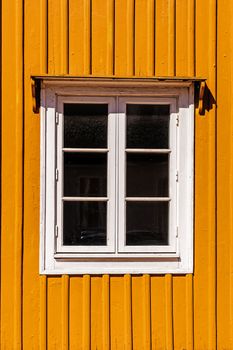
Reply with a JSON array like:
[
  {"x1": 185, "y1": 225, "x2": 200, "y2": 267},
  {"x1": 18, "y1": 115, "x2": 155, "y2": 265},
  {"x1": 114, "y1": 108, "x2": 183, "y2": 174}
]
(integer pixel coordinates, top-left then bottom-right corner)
[
  {"x1": 47, "y1": 278, "x2": 63, "y2": 348},
  {"x1": 175, "y1": 0, "x2": 188, "y2": 75},
  {"x1": 143, "y1": 275, "x2": 151, "y2": 350},
  {"x1": 230, "y1": 4, "x2": 233, "y2": 348},
  {"x1": 91, "y1": 276, "x2": 103, "y2": 349},
  {"x1": 165, "y1": 274, "x2": 173, "y2": 350},
  {"x1": 195, "y1": 0, "x2": 217, "y2": 348},
  {"x1": 131, "y1": 276, "x2": 144, "y2": 350},
  {"x1": 23, "y1": 0, "x2": 50, "y2": 347},
  {"x1": 13, "y1": 0, "x2": 23, "y2": 346},
  {"x1": 135, "y1": 0, "x2": 155, "y2": 76},
  {"x1": 1, "y1": 0, "x2": 23, "y2": 348},
  {"x1": 147, "y1": 0, "x2": 155, "y2": 76},
  {"x1": 24, "y1": 0, "x2": 46, "y2": 347},
  {"x1": 110, "y1": 277, "x2": 125, "y2": 349},
  {"x1": 102, "y1": 275, "x2": 110, "y2": 350},
  {"x1": 82, "y1": 275, "x2": 91, "y2": 350},
  {"x1": 186, "y1": 274, "x2": 194, "y2": 350},
  {"x1": 106, "y1": 0, "x2": 114, "y2": 75},
  {"x1": 155, "y1": 0, "x2": 169, "y2": 76},
  {"x1": 124, "y1": 275, "x2": 132, "y2": 350},
  {"x1": 48, "y1": 0, "x2": 58, "y2": 73},
  {"x1": 173, "y1": 277, "x2": 186, "y2": 349},
  {"x1": 194, "y1": 2, "x2": 211, "y2": 347},
  {"x1": 168, "y1": 0, "x2": 175, "y2": 76},
  {"x1": 69, "y1": 277, "x2": 83, "y2": 350},
  {"x1": 40, "y1": 0, "x2": 48, "y2": 73},
  {"x1": 230, "y1": 4, "x2": 233, "y2": 346},
  {"x1": 40, "y1": 276, "x2": 47, "y2": 350},
  {"x1": 69, "y1": 0, "x2": 91, "y2": 75},
  {"x1": 115, "y1": 0, "x2": 134, "y2": 76},
  {"x1": 216, "y1": 0, "x2": 233, "y2": 349},
  {"x1": 61, "y1": 0, "x2": 69, "y2": 74},
  {"x1": 48, "y1": 0, "x2": 64, "y2": 73},
  {"x1": 151, "y1": 277, "x2": 166, "y2": 350},
  {"x1": 207, "y1": 3, "x2": 217, "y2": 350},
  {"x1": 62, "y1": 275, "x2": 69, "y2": 349},
  {"x1": 91, "y1": 0, "x2": 114, "y2": 75},
  {"x1": 187, "y1": 0, "x2": 195, "y2": 76}
]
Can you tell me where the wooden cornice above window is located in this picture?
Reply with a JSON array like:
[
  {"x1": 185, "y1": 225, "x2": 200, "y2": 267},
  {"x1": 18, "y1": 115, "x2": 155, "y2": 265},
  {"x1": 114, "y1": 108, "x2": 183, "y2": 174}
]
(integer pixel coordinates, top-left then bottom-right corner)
[{"x1": 31, "y1": 75, "x2": 206, "y2": 114}]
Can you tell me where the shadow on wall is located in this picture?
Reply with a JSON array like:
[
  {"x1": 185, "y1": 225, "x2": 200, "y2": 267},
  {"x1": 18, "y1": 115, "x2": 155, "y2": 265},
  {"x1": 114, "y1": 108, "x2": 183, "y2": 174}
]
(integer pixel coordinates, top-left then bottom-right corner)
[{"x1": 195, "y1": 82, "x2": 216, "y2": 116}]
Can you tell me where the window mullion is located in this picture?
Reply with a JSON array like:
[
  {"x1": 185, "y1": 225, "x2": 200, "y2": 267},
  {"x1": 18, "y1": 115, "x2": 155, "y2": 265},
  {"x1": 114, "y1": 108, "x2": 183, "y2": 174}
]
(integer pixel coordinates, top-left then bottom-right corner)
[{"x1": 106, "y1": 98, "x2": 117, "y2": 253}]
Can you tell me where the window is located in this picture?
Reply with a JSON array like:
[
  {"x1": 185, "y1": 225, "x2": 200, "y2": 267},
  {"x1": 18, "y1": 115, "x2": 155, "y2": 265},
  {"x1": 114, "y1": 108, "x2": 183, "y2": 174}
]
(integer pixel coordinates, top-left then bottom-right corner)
[{"x1": 40, "y1": 79, "x2": 194, "y2": 274}]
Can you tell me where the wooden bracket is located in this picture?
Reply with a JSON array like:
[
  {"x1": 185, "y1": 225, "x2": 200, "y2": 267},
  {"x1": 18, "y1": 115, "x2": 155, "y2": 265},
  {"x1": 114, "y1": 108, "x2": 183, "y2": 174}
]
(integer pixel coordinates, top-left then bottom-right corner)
[
  {"x1": 31, "y1": 78, "x2": 41, "y2": 113},
  {"x1": 198, "y1": 81, "x2": 206, "y2": 115}
]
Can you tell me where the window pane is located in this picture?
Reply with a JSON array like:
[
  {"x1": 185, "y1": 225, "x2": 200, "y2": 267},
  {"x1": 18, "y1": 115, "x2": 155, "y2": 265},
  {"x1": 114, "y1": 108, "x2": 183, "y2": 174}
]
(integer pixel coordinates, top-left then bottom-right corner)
[
  {"x1": 64, "y1": 104, "x2": 108, "y2": 148},
  {"x1": 64, "y1": 153, "x2": 107, "y2": 197},
  {"x1": 126, "y1": 202, "x2": 168, "y2": 245},
  {"x1": 127, "y1": 153, "x2": 168, "y2": 197},
  {"x1": 63, "y1": 201, "x2": 107, "y2": 245},
  {"x1": 127, "y1": 104, "x2": 170, "y2": 148}
]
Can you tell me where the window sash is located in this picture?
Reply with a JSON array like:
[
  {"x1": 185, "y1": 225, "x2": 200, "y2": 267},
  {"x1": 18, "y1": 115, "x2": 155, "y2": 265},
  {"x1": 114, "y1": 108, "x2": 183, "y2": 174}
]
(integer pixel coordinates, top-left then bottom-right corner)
[
  {"x1": 56, "y1": 96, "x2": 116, "y2": 253},
  {"x1": 118, "y1": 97, "x2": 178, "y2": 253}
]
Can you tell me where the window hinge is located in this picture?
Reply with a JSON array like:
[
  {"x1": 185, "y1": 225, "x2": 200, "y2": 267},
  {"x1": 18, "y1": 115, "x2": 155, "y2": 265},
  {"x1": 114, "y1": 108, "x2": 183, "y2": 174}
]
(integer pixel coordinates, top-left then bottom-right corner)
[
  {"x1": 176, "y1": 226, "x2": 179, "y2": 238},
  {"x1": 55, "y1": 113, "x2": 59, "y2": 124},
  {"x1": 176, "y1": 114, "x2": 179, "y2": 126},
  {"x1": 176, "y1": 170, "x2": 179, "y2": 182},
  {"x1": 55, "y1": 168, "x2": 59, "y2": 181},
  {"x1": 55, "y1": 225, "x2": 59, "y2": 238}
]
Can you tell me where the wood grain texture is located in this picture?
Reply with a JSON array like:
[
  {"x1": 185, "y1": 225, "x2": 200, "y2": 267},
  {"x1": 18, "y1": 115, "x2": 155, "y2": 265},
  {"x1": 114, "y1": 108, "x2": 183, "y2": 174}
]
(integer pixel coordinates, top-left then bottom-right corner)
[
  {"x1": 1, "y1": 0, "x2": 23, "y2": 348},
  {"x1": 102, "y1": 275, "x2": 110, "y2": 349},
  {"x1": 217, "y1": 0, "x2": 233, "y2": 349},
  {"x1": 195, "y1": 0, "x2": 217, "y2": 348}
]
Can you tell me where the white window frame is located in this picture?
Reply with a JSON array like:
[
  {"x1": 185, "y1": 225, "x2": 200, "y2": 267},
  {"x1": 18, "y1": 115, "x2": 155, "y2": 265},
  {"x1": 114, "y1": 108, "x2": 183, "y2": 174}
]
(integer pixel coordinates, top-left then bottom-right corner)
[
  {"x1": 40, "y1": 79, "x2": 194, "y2": 274},
  {"x1": 118, "y1": 97, "x2": 177, "y2": 254},
  {"x1": 56, "y1": 96, "x2": 116, "y2": 253}
]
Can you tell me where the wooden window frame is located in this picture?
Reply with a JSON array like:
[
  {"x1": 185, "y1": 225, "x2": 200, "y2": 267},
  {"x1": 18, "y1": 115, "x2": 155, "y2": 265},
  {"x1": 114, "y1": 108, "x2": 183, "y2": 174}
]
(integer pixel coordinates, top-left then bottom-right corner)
[
  {"x1": 40, "y1": 79, "x2": 194, "y2": 274},
  {"x1": 56, "y1": 96, "x2": 117, "y2": 254}
]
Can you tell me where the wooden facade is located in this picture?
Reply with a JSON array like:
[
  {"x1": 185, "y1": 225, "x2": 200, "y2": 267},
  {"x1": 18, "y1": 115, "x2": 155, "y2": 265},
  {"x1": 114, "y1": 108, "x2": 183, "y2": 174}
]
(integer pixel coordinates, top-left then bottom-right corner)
[{"x1": 1, "y1": 0, "x2": 233, "y2": 348}]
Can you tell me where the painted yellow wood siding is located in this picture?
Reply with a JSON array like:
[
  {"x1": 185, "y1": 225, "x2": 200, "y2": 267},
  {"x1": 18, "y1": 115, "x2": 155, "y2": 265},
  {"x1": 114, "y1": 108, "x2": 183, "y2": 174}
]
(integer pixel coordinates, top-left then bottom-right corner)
[{"x1": 1, "y1": 0, "x2": 233, "y2": 349}]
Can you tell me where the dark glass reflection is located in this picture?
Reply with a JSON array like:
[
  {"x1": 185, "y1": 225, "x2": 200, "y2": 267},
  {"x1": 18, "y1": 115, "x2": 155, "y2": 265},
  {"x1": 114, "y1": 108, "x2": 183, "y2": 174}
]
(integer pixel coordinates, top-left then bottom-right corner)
[
  {"x1": 127, "y1": 153, "x2": 168, "y2": 197},
  {"x1": 64, "y1": 104, "x2": 108, "y2": 148},
  {"x1": 126, "y1": 202, "x2": 168, "y2": 245},
  {"x1": 63, "y1": 201, "x2": 107, "y2": 245},
  {"x1": 127, "y1": 104, "x2": 170, "y2": 148},
  {"x1": 64, "y1": 153, "x2": 107, "y2": 197}
]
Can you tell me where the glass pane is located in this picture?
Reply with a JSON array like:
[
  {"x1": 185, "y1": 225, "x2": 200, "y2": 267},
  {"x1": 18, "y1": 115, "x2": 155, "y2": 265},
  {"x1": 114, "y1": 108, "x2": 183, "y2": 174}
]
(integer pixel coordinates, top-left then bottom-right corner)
[
  {"x1": 64, "y1": 103, "x2": 108, "y2": 148},
  {"x1": 127, "y1": 153, "x2": 168, "y2": 197},
  {"x1": 127, "y1": 104, "x2": 170, "y2": 148},
  {"x1": 64, "y1": 153, "x2": 107, "y2": 197},
  {"x1": 63, "y1": 201, "x2": 107, "y2": 245},
  {"x1": 126, "y1": 202, "x2": 168, "y2": 245}
]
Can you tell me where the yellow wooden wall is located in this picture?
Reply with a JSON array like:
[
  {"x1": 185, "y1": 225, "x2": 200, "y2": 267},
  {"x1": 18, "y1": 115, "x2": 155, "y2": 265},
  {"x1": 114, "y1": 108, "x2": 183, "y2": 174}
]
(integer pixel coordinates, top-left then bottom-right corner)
[{"x1": 1, "y1": 0, "x2": 233, "y2": 349}]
